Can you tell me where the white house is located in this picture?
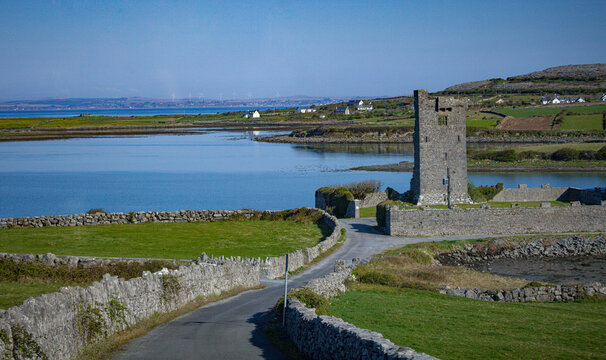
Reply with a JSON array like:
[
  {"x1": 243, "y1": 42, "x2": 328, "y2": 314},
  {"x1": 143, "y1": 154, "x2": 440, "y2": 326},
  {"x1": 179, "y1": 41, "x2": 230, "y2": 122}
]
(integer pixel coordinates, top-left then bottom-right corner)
[
  {"x1": 495, "y1": 98, "x2": 505, "y2": 105},
  {"x1": 347, "y1": 100, "x2": 364, "y2": 107},
  {"x1": 242, "y1": 110, "x2": 261, "y2": 119},
  {"x1": 357, "y1": 103, "x2": 373, "y2": 111},
  {"x1": 334, "y1": 106, "x2": 351, "y2": 115},
  {"x1": 295, "y1": 107, "x2": 316, "y2": 113},
  {"x1": 601, "y1": 94, "x2": 606, "y2": 102}
]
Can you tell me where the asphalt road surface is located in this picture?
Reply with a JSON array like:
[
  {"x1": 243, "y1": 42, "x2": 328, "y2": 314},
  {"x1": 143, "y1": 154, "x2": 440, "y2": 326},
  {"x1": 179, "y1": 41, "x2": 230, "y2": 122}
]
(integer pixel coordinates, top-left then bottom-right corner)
[{"x1": 114, "y1": 218, "x2": 482, "y2": 359}]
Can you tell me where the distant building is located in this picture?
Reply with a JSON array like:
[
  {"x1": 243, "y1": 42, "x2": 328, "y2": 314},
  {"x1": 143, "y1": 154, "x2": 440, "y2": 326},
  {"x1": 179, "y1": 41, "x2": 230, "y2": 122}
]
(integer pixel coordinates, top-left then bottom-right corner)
[
  {"x1": 334, "y1": 107, "x2": 351, "y2": 115},
  {"x1": 601, "y1": 94, "x2": 606, "y2": 102},
  {"x1": 347, "y1": 100, "x2": 364, "y2": 107},
  {"x1": 567, "y1": 97, "x2": 586, "y2": 103},
  {"x1": 357, "y1": 103, "x2": 373, "y2": 111},
  {"x1": 541, "y1": 94, "x2": 566, "y2": 105},
  {"x1": 79, "y1": 113, "x2": 91, "y2": 117},
  {"x1": 295, "y1": 107, "x2": 316, "y2": 113},
  {"x1": 243, "y1": 110, "x2": 261, "y2": 119},
  {"x1": 495, "y1": 98, "x2": 505, "y2": 105}
]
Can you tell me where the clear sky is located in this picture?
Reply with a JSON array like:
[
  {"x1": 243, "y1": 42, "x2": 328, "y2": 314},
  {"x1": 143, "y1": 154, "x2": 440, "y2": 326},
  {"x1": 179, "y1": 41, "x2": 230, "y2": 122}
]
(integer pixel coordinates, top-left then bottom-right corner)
[{"x1": 1, "y1": 0, "x2": 605, "y2": 101}]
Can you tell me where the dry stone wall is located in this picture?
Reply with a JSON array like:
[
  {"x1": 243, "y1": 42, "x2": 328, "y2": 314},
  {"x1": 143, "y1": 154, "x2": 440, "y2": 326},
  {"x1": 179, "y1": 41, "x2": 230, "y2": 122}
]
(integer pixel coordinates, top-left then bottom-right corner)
[
  {"x1": 285, "y1": 265, "x2": 437, "y2": 359},
  {"x1": 492, "y1": 184, "x2": 605, "y2": 205},
  {"x1": 0, "y1": 258, "x2": 260, "y2": 360},
  {"x1": 440, "y1": 282, "x2": 606, "y2": 302},
  {"x1": 0, "y1": 209, "x2": 261, "y2": 229},
  {"x1": 386, "y1": 205, "x2": 606, "y2": 236}
]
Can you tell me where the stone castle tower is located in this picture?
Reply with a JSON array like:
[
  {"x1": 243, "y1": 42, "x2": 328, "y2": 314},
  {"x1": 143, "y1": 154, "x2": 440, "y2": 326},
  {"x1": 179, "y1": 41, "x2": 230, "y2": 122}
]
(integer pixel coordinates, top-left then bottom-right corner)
[{"x1": 409, "y1": 90, "x2": 472, "y2": 205}]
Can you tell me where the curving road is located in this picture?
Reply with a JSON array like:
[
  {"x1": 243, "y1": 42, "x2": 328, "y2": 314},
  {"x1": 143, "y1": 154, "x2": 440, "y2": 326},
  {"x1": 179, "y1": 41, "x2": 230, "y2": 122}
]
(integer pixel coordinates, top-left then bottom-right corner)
[{"x1": 113, "y1": 218, "x2": 485, "y2": 359}]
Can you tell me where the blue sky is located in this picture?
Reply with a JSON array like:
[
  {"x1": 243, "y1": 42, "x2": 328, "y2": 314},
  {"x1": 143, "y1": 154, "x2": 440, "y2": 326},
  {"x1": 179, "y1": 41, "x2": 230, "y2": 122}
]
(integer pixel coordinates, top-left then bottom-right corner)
[{"x1": 1, "y1": 0, "x2": 605, "y2": 101}]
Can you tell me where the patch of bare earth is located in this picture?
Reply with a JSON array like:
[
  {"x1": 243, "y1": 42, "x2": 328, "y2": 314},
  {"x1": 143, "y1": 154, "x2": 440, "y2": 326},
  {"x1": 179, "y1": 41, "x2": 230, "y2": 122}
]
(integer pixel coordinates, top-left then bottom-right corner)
[{"x1": 497, "y1": 116, "x2": 552, "y2": 130}]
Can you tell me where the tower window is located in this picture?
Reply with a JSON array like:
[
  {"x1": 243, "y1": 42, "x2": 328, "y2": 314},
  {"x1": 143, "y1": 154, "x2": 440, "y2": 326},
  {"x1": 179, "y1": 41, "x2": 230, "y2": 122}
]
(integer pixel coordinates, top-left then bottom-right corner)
[
  {"x1": 444, "y1": 152, "x2": 448, "y2": 160},
  {"x1": 438, "y1": 115, "x2": 448, "y2": 126},
  {"x1": 425, "y1": 136, "x2": 429, "y2": 142},
  {"x1": 457, "y1": 135, "x2": 461, "y2": 142}
]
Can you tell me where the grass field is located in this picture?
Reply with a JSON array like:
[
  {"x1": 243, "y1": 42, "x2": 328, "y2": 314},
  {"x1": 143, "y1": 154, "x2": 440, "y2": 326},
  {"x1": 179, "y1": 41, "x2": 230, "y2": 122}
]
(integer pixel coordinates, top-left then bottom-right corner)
[
  {"x1": 497, "y1": 104, "x2": 606, "y2": 118},
  {"x1": 466, "y1": 118, "x2": 498, "y2": 127},
  {"x1": 359, "y1": 207, "x2": 376, "y2": 218},
  {"x1": 468, "y1": 158, "x2": 606, "y2": 168},
  {"x1": 515, "y1": 142, "x2": 606, "y2": 153},
  {"x1": 326, "y1": 285, "x2": 606, "y2": 360},
  {"x1": 559, "y1": 114, "x2": 603, "y2": 130},
  {"x1": 0, "y1": 281, "x2": 64, "y2": 309},
  {"x1": 0, "y1": 220, "x2": 329, "y2": 259}
]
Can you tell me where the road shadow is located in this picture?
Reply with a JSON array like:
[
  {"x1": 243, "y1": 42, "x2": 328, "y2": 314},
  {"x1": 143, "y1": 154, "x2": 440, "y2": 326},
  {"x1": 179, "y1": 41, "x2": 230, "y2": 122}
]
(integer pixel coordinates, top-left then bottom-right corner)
[
  {"x1": 247, "y1": 311, "x2": 289, "y2": 360},
  {"x1": 348, "y1": 221, "x2": 384, "y2": 235}
]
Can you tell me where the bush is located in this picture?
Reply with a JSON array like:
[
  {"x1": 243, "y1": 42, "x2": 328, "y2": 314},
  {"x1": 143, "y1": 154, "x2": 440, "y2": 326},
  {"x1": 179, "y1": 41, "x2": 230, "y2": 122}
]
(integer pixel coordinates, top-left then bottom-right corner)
[
  {"x1": 86, "y1": 208, "x2": 106, "y2": 214},
  {"x1": 595, "y1": 145, "x2": 606, "y2": 160},
  {"x1": 551, "y1": 148, "x2": 580, "y2": 161},
  {"x1": 468, "y1": 182, "x2": 504, "y2": 202},
  {"x1": 356, "y1": 271, "x2": 397, "y2": 287},
  {"x1": 316, "y1": 186, "x2": 354, "y2": 218}
]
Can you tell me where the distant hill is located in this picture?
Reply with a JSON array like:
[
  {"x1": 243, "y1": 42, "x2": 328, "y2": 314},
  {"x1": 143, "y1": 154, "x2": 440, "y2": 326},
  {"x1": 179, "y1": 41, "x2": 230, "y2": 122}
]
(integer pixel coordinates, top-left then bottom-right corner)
[{"x1": 443, "y1": 64, "x2": 606, "y2": 94}]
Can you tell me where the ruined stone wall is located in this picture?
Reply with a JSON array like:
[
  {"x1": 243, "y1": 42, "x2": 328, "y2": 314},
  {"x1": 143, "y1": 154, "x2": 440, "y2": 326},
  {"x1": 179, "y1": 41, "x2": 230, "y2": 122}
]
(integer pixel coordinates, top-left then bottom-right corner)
[
  {"x1": 492, "y1": 184, "x2": 604, "y2": 204},
  {"x1": 410, "y1": 90, "x2": 471, "y2": 205},
  {"x1": 440, "y1": 282, "x2": 606, "y2": 302},
  {"x1": 492, "y1": 184, "x2": 569, "y2": 202},
  {"x1": 358, "y1": 191, "x2": 388, "y2": 208},
  {"x1": 0, "y1": 258, "x2": 260, "y2": 360},
  {"x1": 386, "y1": 205, "x2": 606, "y2": 236},
  {"x1": 0, "y1": 209, "x2": 262, "y2": 229}
]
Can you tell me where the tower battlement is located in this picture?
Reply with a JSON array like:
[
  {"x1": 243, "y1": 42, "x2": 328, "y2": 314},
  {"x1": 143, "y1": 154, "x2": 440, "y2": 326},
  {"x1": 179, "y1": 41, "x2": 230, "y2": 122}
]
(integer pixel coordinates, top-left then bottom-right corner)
[{"x1": 409, "y1": 90, "x2": 472, "y2": 205}]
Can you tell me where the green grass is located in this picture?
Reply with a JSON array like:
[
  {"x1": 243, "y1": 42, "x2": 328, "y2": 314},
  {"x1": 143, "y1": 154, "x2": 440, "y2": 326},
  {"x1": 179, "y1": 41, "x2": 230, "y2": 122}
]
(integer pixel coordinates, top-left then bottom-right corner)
[
  {"x1": 0, "y1": 220, "x2": 328, "y2": 259},
  {"x1": 326, "y1": 285, "x2": 606, "y2": 360},
  {"x1": 0, "y1": 281, "x2": 64, "y2": 309},
  {"x1": 497, "y1": 104, "x2": 606, "y2": 118},
  {"x1": 466, "y1": 119, "x2": 498, "y2": 128},
  {"x1": 516, "y1": 142, "x2": 606, "y2": 153},
  {"x1": 359, "y1": 206, "x2": 377, "y2": 218},
  {"x1": 559, "y1": 114, "x2": 603, "y2": 130}
]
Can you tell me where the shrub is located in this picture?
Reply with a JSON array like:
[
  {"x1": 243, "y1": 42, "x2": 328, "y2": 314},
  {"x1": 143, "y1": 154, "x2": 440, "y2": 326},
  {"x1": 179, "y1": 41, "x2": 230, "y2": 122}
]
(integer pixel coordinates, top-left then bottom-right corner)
[
  {"x1": 316, "y1": 186, "x2": 354, "y2": 218},
  {"x1": 551, "y1": 148, "x2": 580, "y2": 161},
  {"x1": 356, "y1": 271, "x2": 397, "y2": 287},
  {"x1": 468, "y1": 182, "x2": 504, "y2": 202},
  {"x1": 596, "y1": 145, "x2": 606, "y2": 160},
  {"x1": 86, "y1": 208, "x2": 106, "y2": 214}
]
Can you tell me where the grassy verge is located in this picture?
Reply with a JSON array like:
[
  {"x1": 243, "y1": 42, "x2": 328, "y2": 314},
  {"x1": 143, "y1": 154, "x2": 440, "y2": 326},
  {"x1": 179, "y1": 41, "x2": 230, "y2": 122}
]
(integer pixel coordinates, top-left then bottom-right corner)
[
  {"x1": 326, "y1": 285, "x2": 606, "y2": 360},
  {"x1": 75, "y1": 285, "x2": 263, "y2": 360},
  {"x1": 0, "y1": 259, "x2": 178, "y2": 309},
  {"x1": 0, "y1": 219, "x2": 329, "y2": 259},
  {"x1": 515, "y1": 141, "x2": 606, "y2": 153},
  {"x1": 287, "y1": 228, "x2": 346, "y2": 277}
]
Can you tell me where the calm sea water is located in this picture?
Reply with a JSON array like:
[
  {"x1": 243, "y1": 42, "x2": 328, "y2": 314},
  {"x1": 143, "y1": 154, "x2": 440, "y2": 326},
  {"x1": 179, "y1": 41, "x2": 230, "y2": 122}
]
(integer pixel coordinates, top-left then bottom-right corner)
[
  {"x1": 0, "y1": 131, "x2": 604, "y2": 218},
  {"x1": 0, "y1": 107, "x2": 283, "y2": 118}
]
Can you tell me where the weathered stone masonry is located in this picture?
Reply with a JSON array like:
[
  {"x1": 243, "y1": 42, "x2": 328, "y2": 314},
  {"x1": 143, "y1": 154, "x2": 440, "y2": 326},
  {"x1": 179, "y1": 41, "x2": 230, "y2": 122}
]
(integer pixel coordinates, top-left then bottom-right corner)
[
  {"x1": 385, "y1": 205, "x2": 606, "y2": 236},
  {"x1": 410, "y1": 90, "x2": 471, "y2": 205}
]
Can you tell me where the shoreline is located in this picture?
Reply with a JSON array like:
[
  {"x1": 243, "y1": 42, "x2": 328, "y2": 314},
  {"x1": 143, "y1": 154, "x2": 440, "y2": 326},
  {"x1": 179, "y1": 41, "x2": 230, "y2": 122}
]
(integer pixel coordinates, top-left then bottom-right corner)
[
  {"x1": 352, "y1": 161, "x2": 606, "y2": 173},
  {"x1": 256, "y1": 134, "x2": 606, "y2": 145}
]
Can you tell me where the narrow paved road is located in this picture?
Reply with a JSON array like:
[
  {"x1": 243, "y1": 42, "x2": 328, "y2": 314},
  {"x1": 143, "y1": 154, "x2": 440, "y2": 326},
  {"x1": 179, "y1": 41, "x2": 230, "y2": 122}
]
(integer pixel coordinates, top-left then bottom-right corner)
[{"x1": 114, "y1": 218, "x2": 484, "y2": 359}]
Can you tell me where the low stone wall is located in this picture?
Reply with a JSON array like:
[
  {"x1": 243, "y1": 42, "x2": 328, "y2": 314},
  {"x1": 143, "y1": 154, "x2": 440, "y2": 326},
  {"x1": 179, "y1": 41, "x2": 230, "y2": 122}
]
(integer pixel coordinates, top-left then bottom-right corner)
[
  {"x1": 201, "y1": 212, "x2": 341, "y2": 279},
  {"x1": 285, "y1": 299, "x2": 437, "y2": 360},
  {"x1": 0, "y1": 209, "x2": 260, "y2": 229},
  {"x1": 439, "y1": 282, "x2": 606, "y2": 302},
  {"x1": 492, "y1": 184, "x2": 604, "y2": 205},
  {"x1": 0, "y1": 252, "x2": 183, "y2": 268},
  {"x1": 284, "y1": 264, "x2": 437, "y2": 360},
  {"x1": 385, "y1": 204, "x2": 606, "y2": 236},
  {"x1": 436, "y1": 235, "x2": 606, "y2": 266},
  {"x1": 0, "y1": 257, "x2": 260, "y2": 360}
]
